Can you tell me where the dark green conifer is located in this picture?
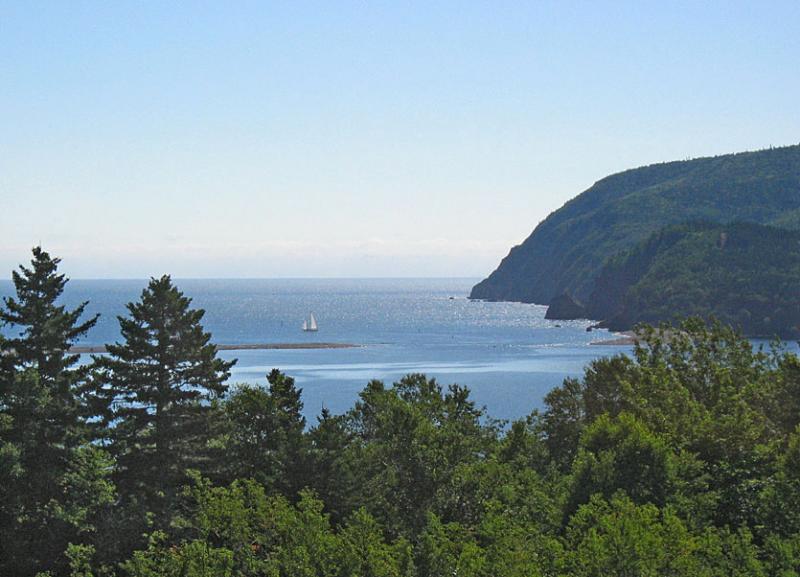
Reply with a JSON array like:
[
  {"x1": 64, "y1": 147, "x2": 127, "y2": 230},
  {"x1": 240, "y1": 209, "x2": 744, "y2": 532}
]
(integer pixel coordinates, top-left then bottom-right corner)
[
  {"x1": 92, "y1": 275, "x2": 234, "y2": 515},
  {"x1": 0, "y1": 246, "x2": 98, "y2": 439},
  {"x1": 0, "y1": 247, "x2": 108, "y2": 576}
]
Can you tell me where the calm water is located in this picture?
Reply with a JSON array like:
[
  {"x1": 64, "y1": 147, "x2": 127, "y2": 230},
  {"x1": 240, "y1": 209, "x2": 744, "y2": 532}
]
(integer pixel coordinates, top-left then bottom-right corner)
[{"x1": 0, "y1": 278, "x2": 630, "y2": 423}]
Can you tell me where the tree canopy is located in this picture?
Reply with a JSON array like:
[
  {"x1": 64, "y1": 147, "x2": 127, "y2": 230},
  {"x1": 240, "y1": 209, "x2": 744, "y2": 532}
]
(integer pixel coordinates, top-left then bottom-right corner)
[{"x1": 3, "y1": 249, "x2": 800, "y2": 576}]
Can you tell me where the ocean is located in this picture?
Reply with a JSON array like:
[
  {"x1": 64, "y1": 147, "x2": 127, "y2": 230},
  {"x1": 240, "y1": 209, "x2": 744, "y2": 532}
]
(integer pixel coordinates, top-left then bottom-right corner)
[{"x1": 0, "y1": 278, "x2": 630, "y2": 423}]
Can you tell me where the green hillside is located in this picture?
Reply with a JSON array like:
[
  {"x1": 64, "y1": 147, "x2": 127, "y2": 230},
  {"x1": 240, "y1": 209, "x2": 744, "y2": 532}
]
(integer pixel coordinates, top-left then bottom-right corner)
[
  {"x1": 590, "y1": 222, "x2": 800, "y2": 337},
  {"x1": 470, "y1": 144, "x2": 800, "y2": 304}
]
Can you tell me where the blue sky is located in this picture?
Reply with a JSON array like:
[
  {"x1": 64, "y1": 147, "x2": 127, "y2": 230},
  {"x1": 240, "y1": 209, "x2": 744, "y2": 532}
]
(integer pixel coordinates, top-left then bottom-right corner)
[{"x1": 1, "y1": 1, "x2": 798, "y2": 278}]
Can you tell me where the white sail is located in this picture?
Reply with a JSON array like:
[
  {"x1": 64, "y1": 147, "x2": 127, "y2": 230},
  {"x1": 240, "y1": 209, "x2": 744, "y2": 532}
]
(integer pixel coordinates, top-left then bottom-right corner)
[{"x1": 302, "y1": 313, "x2": 318, "y2": 332}]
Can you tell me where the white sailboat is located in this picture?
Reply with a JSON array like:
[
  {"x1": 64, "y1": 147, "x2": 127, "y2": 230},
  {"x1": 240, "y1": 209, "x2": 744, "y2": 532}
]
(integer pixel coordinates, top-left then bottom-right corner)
[{"x1": 303, "y1": 313, "x2": 318, "y2": 332}]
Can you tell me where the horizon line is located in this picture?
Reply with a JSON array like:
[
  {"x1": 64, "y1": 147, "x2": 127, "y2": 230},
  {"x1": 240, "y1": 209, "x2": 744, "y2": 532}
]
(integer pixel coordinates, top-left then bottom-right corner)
[{"x1": 0, "y1": 275, "x2": 484, "y2": 282}]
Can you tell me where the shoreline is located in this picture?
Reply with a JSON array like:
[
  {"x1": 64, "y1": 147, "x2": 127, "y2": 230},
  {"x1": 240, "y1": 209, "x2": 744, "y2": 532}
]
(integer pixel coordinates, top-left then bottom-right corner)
[
  {"x1": 70, "y1": 342, "x2": 360, "y2": 354},
  {"x1": 590, "y1": 331, "x2": 637, "y2": 346},
  {"x1": 591, "y1": 328, "x2": 682, "y2": 346}
]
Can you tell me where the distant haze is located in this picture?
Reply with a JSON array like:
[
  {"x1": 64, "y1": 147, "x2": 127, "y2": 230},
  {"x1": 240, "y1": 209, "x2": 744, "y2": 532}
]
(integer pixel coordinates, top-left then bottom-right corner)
[{"x1": 2, "y1": 2, "x2": 798, "y2": 278}]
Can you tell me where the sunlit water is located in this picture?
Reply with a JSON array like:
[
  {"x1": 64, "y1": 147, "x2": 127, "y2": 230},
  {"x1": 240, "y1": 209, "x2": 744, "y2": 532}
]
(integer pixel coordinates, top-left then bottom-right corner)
[{"x1": 0, "y1": 278, "x2": 631, "y2": 422}]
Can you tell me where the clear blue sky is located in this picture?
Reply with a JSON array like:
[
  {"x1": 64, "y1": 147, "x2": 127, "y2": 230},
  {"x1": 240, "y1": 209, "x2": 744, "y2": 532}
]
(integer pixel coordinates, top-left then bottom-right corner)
[{"x1": 1, "y1": 1, "x2": 798, "y2": 278}]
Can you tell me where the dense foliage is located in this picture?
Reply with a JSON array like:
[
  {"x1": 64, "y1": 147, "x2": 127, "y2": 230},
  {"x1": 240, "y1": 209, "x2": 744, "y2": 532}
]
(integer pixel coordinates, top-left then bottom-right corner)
[
  {"x1": 470, "y1": 144, "x2": 800, "y2": 306},
  {"x1": 0, "y1": 248, "x2": 107, "y2": 575},
  {"x1": 88, "y1": 275, "x2": 236, "y2": 550},
  {"x1": 4, "y1": 248, "x2": 800, "y2": 575},
  {"x1": 588, "y1": 221, "x2": 800, "y2": 337}
]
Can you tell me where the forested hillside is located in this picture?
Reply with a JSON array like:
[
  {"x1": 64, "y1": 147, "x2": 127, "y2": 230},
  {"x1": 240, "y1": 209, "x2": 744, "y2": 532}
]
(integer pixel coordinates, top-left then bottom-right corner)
[
  {"x1": 589, "y1": 222, "x2": 800, "y2": 337},
  {"x1": 471, "y1": 144, "x2": 800, "y2": 305}
]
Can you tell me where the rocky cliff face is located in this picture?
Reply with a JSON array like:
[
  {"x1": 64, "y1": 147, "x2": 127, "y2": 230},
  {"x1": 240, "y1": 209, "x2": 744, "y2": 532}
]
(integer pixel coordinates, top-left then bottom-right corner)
[{"x1": 544, "y1": 293, "x2": 588, "y2": 320}]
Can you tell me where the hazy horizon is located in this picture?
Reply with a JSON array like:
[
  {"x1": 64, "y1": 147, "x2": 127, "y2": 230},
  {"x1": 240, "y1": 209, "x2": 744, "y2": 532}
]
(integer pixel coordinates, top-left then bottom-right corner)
[
  {"x1": 3, "y1": 1, "x2": 799, "y2": 278},
  {"x1": 0, "y1": 274, "x2": 484, "y2": 281}
]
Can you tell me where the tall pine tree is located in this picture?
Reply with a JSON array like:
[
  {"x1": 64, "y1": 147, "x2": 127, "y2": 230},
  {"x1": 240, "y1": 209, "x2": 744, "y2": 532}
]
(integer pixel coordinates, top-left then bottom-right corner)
[
  {"x1": 0, "y1": 246, "x2": 98, "y2": 442},
  {"x1": 92, "y1": 275, "x2": 235, "y2": 517},
  {"x1": 0, "y1": 247, "x2": 110, "y2": 577}
]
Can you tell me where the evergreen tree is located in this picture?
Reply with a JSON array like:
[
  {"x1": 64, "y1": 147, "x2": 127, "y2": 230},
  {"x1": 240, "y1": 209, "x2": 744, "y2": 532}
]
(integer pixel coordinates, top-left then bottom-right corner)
[
  {"x1": 0, "y1": 246, "x2": 98, "y2": 444},
  {"x1": 263, "y1": 368, "x2": 307, "y2": 495},
  {"x1": 92, "y1": 275, "x2": 234, "y2": 517},
  {"x1": 0, "y1": 247, "x2": 110, "y2": 577}
]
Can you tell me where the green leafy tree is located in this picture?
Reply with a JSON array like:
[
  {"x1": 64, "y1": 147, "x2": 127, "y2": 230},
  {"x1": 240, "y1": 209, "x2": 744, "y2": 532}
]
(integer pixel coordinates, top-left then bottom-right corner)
[
  {"x1": 221, "y1": 370, "x2": 307, "y2": 496},
  {"x1": 416, "y1": 514, "x2": 486, "y2": 577},
  {"x1": 91, "y1": 275, "x2": 234, "y2": 520},
  {"x1": 628, "y1": 320, "x2": 778, "y2": 528},
  {"x1": 544, "y1": 318, "x2": 784, "y2": 530},
  {"x1": 693, "y1": 526, "x2": 766, "y2": 577},
  {"x1": 567, "y1": 412, "x2": 675, "y2": 516},
  {"x1": 126, "y1": 475, "x2": 411, "y2": 577},
  {"x1": 541, "y1": 377, "x2": 586, "y2": 470},
  {"x1": 348, "y1": 374, "x2": 493, "y2": 537},
  {"x1": 122, "y1": 532, "x2": 235, "y2": 577},
  {"x1": 770, "y1": 354, "x2": 800, "y2": 436},
  {"x1": 764, "y1": 426, "x2": 800, "y2": 535},
  {"x1": 457, "y1": 460, "x2": 561, "y2": 530},
  {"x1": 476, "y1": 506, "x2": 562, "y2": 577},
  {"x1": 306, "y1": 407, "x2": 360, "y2": 524},
  {"x1": 337, "y1": 508, "x2": 413, "y2": 577},
  {"x1": 0, "y1": 409, "x2": 22, "y2": 567},
  {"x1": 65, "y1": 543, "x2": 97, "y2": 577},
  {"x1": 564, "y1": 494, "x2": 700, "y2": 577},
  {"x1": 762, "y1": 532, "x2": 800, "y2": 577}
]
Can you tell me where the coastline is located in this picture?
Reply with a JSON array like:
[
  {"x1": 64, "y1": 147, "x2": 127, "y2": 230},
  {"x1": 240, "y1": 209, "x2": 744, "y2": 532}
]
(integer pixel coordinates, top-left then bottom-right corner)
[
  {"x1": 70, "y1": 342, "x2": 360, "y2": 354},
  {"x1": 591, "y1": 328, "x2": 685, "y2": 346},
  {"x1": 590, "y1": 331, "x2": 637, "y2": 346}
]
